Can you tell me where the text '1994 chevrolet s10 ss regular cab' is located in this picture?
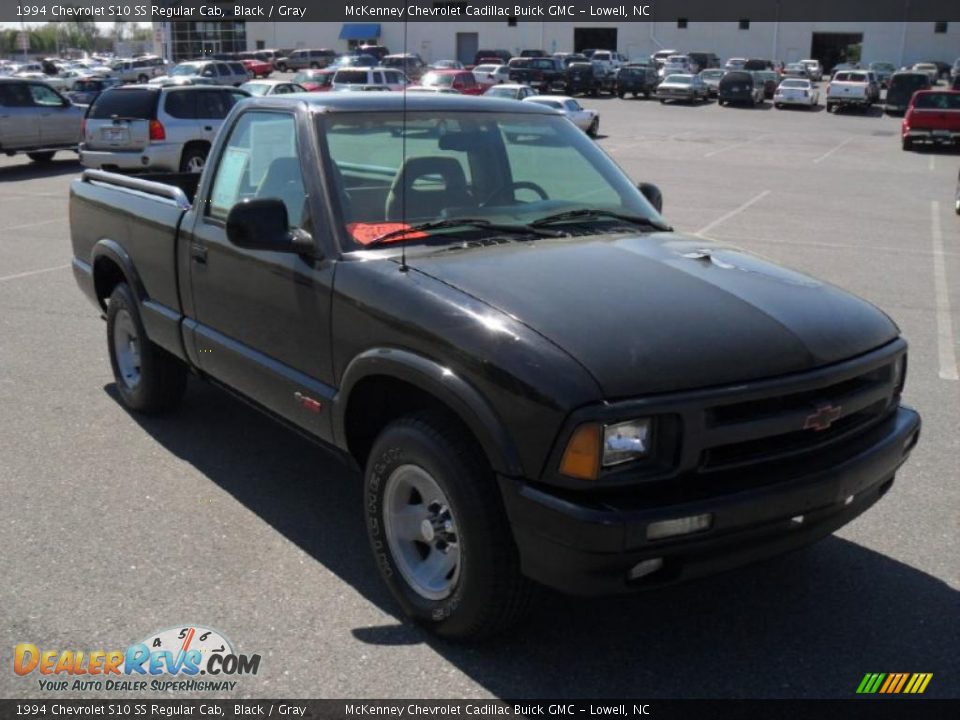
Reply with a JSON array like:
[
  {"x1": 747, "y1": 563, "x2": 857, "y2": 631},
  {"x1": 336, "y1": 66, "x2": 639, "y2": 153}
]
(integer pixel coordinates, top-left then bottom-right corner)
[{"x1": 70, "y1": 94, "x2": 920, "y2": 640}]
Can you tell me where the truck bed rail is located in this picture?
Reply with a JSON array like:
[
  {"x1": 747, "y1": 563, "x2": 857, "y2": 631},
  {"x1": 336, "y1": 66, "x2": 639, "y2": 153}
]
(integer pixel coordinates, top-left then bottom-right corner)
[{"x1": 80, "y1": 169, "x2": 192, "y2": 210}]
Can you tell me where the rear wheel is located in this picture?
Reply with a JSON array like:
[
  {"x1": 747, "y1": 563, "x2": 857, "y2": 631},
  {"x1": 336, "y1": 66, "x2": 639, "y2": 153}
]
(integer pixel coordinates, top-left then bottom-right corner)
[
  {"x1": 775, "y1": 102, "x2": 783, "y2": 109},
  {"x1": 587, "y1": 118, "x2": 599, "y2": 137},
  {"x1": 364, "y1": 412, "x2": 534, "y2": 640},
  {"x1": 107, "y1": 283, "x2": 187, "y2": 414},
  {"x1": 27, "y1": 151, "x2": 55, "y2": 163},
  {"x1": 137, "y1": 74, "x2": 149, "y2": 83},
  {"x1": 310, "y1": 62, "x2": 319, "y2": 69},
  {"x1": 179, "y1": 145, "x2": 208, "y2": 174},
  {"x1": 902, "y1": 137, "x2": 913, "y2": 151},
  {"x1": 717, "y1": 98, "x2": 725, "y2": 106}
]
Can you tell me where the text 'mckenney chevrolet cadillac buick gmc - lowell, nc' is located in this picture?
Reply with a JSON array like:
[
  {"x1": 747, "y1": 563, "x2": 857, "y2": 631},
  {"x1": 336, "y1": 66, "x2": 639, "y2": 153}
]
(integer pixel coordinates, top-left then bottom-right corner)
[{"x1": 70, "y1": 94, "x2": 921, "y2": 639}]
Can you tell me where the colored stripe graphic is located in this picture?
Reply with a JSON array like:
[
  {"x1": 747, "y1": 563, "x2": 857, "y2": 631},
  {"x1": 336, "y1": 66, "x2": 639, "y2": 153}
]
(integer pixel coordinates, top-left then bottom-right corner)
[{"x1": 857, "y1": 673, "x2": 932, "y2": 694}]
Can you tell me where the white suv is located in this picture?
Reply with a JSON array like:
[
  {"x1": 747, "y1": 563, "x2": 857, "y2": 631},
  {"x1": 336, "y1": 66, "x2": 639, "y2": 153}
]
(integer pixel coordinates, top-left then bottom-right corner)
[{"x1": 332, "y1": 67, "x2": 408, "y2": 92}]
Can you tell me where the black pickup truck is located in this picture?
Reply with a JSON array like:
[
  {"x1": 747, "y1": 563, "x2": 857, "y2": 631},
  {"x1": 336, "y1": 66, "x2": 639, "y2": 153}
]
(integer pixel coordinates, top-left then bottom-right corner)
[
  {"x1": 507, "y1": 57, "x2": 565, "y2": 92},
  {"x1": 71, "y1": 94, "x2": 920, "y2": 639}
]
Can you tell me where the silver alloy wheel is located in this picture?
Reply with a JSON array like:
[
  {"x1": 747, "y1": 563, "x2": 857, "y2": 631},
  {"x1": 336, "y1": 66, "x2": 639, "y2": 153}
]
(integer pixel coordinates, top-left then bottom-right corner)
[
  {"x1": 185, "y1": 154, "x2": 205, "y2": 173},
  {"x1": 383, "y1": 464, "x2": 461, "y2": 600},
  {"x1": 113, "y1": 308, "x2": 142, "y2": 389}
]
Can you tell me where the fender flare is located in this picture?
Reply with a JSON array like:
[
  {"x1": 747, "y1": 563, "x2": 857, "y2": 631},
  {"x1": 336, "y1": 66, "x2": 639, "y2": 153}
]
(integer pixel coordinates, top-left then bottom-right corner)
[
  {"x1": 333, "y1": 348, "x2": 524, "y2": 478},
  {"x1": 90, "y1": 238, "x2": 147, "y2": 309}
]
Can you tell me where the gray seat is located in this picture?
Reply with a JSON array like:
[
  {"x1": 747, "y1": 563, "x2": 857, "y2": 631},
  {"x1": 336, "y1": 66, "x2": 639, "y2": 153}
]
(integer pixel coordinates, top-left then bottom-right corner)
[
  {"x1": 385, "y1": 156, "x2": 474, "y2": 221},
  {"x1": 256, "y1": 157, "x2": 306, "y2": 226}
]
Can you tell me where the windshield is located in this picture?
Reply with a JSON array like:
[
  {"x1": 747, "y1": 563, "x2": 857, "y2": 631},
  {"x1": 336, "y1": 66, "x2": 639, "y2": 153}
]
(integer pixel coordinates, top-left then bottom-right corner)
[
  {"x1": 664, "y1": 75, "x2": 691, "y2": 84},
  {"x1": 913, "y1": 93, "x2": 960, "y2": 110},
  {"x1": 171, "y1": 64, "x2": 201, "y2": 76},
  {"x1": 485, "y1": 86, "x2": 518, "y2": 98},
  {"x1": 701, "y1": 70, "x2": 724, "y2": 79},
  {"x1": 781, "y1": 79, "x2": 808, "y2": 89},
  {"x1": 320, "y1": 111, "x2": 662, "y2": 249},
  {"x1": 242, "y1": 82, "x2": 270, "y2": 96},
  {"x1": 421, "y1": 72, "x2": 454, "y2": 86}
]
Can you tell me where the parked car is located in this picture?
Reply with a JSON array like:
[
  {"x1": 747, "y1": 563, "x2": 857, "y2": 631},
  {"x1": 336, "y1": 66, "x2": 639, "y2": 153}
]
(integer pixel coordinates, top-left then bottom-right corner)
[
  {"x1": 0, "y1": 77, "x2": 84, "y2": 161},
  {"x1": 240, "y1": 80, "x2": 306, "y2": 96},
  {"x1": 332, "y1": 68, "x2": 408, "y2": 92},
  {"x1": 659, "y1": 54, "x2": 692, "y2": 78},
  {"x1": 239, "y1": 57, "x2": 272, "y2": 79},
  {"x1": 330, "y1": 54, "x2": 378, "y2": 70},
  {"x1": 519, "y1": 49, "x2": 548, "y2": 58},
  {"x1": 484, "y1": 83, "x2": 537, "y2": 100},
  {"x1": 419, "y1": 70, "x2": 483, "y2": 95},
  {"x1": 724, "y1": 57, "x2": 748, "y2": 71},
  {"x1": 774, "y1": 78, "x2": 819, "y2": 109},
  {"x1": 65, "y1": 76, "x2": 122, "y2": 105},
  {"x1": 15, "y1": 71, "x2": 68, "y2": 91},
  {"x1": 292, "y1": 69, "x2": 335, "y2": 92},
  {"x1": 559, "y1": 54, "x2": 591, "y2": 68},
  {"x1": 799, "y1": 59, "x2": 823, "y2": 81},
  {"x1": 901, "y1": 90, "x2": 960, "y2": 150},
  {"x1": 276, "y1": 49, "x2": 336, "y2": 72},
  {"x1": 952, "y1": 58, "x2": 960, "y2": 81},
  {"x1": 79, "y1": 85, "x2": 248, "y2": 173},
  {"x1": 151, "y1": 61, "x2": 247, "y2": 88},
  {"x1": 955, "y1": 167, "x2": 960, "y2": 215},
  {"x1": 911, "y1": 63, "x2": 940, "y2": 84},
  {"x1": 826, "y1": 70, "x2": 874, "y2": 112},
  {"x1": 590, "y1": 50, "x2": 628, "y2": 74},
  {"x1": 616, "y1": 65, "x2": 659, "y2": 98},
  {"x1": 429, "y1": 60, "x2": 464, "y2": 70},
  {"x1": 523, "y1": 94, "x2": 599, "y2": 135},
  {"x1": 508, "y1": 57, "x2": 565, "y2": 93},
  {"x1": 69, "y1": 93, "x2": 920, "y2": 641},
  {"x1": 783, "y1": 63, "x2": 810, "y2": 80},
  {"x1": 717, "y1": 71, "x2": 765, "y2": 106},
  {"x1": 687, "y1": 52, "x2": 721, "y2": 72},
  {"x1": 869, "y1": 62, "x2": 896, "y2": 88},
  {"x1": 699, "y1": 68, "x2": 726, "y2": 96},
  {"x1": 403, "y1": 86, "x2": 460, "y2": 94},
  {"x1": 358, "y1": 45, "x2": 390, "y2": 62},
  {"x1": 656, "y1": 74, "x2": 708, "y2": 104},
  {"x1": 473, "y1": 49, "x2": 512, "y2": 66},
  {"x1": 884, "y1": 71, "x2": 932, "y2": 114},
  {"x1": 564, "y1": 62, "x2": 601, "y2": 96},
  {"x1": 743, "y1": 59, "x2": 774, "y2": 71},
  {"x1": 472, "y1": 64, "x2": 510, "y2": 85},
  {"x1": 110, "y1": 56, "x2": 168, "y2": 84},
  {"x1": 381, "y1": 54, "x2": 426, "y2": 82}
]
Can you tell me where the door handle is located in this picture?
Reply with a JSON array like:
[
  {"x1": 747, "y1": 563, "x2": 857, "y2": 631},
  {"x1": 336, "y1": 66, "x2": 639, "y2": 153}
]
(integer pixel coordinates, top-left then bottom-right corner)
[{"x1": 190, "y1": 243, "x2": 208, "y2": 264}]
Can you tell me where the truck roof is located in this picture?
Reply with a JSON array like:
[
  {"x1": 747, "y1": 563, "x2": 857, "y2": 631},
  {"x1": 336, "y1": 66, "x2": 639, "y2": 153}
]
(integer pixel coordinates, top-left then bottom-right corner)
[{"x1": 241, "y1": 93, "x2": 559, "y2": 115}]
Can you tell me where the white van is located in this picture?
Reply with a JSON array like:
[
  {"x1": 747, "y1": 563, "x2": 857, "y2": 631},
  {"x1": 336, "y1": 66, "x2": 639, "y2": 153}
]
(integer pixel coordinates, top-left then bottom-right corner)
[{"x1": 332, "y1": 67, "x2": 408, "y2": 92}]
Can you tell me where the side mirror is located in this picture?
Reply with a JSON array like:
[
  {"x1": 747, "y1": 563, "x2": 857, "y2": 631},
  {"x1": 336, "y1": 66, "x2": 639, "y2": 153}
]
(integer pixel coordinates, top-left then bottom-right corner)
[
  {"x1": 225, "y1": 198, "x2": 314, "y2": 255},
  {"x1": 638, "y1": 183, "x2": 663, "y2": 213}
]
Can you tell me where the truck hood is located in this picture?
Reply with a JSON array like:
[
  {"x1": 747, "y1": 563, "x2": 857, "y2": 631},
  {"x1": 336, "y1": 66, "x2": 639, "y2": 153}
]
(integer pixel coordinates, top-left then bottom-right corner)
[{"x1": 408, "y1": 233, "x2": 899, "y2": 398}]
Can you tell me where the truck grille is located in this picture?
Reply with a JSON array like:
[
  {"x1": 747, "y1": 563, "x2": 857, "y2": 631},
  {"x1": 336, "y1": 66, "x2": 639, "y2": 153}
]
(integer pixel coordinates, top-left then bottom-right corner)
[{"x1": 697, "y1": 360, "x2": 896, "y2": 472}]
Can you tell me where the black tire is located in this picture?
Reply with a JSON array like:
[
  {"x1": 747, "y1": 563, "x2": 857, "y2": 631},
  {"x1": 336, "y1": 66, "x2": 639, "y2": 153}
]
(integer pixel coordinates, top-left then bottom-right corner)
[
  {"x1": 277, "y1": 63, "x2": 287, "y2": 72},
  {"x1": 902, "y1": 137, "x2": 913, "y2": 151},
  {"x1": 659, "y1": 98, "x2": 667, "y2": 104},
  {"x1": 310, "y1": 62, "x2": 319, "y2": 69},
  {"x1": 826, "y1": 102, "x2": 834, "y2": 113},
  {"x1": 364, "y1": 411, "x2": 534, "y2": 640},
  {"x1": 617, "y1": 91, "x2": 625, "y2": 99},
  {"x1": 27, "y1": 151, "x2": 55, "y2": 163},
  {"x1": 643, "y1": 89, "x2": 651, "y2": 99},
  {"x1": 632, "y1": 92, "x2": 639, "y2": 98},
  {"x1": 137, "y1": 74, "x2": 149, "y2": 83},
  {"x1": 179, "y1": 145, "x2": 208, "y2": 174},
  {"x1": 717, "y1": 98, "x2": 724, "y2": 106},
  {"x1": 107, "y1": 283, "x2": 187, "y2": 414}
]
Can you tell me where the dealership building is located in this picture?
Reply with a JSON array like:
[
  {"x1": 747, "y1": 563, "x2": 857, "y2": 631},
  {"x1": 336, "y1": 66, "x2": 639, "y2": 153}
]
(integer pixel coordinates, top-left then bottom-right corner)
[{"x1": 152, "y1": 20, "x2": 959, "y2": 69}]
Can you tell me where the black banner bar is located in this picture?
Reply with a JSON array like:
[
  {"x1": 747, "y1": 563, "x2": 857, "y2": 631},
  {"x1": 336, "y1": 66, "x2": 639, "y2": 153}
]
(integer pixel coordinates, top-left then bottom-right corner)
[
  {"x1": 1, "y1": 0, "x2": 960, "y2": 22},
  {"x1": 1, "y1": 700, "x2": 958, "y2": 720}
]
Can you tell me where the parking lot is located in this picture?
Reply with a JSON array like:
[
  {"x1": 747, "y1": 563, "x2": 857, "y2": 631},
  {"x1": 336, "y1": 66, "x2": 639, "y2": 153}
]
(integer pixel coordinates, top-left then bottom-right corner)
[{"x1": 1, "y1": 92, "x2": 958, "y2": 699}]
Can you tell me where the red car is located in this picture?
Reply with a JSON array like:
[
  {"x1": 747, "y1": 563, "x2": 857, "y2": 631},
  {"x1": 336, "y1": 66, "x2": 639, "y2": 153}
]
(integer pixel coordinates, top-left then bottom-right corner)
[
  {"x1": 241, "y1": 58, "x2": 272, "y2": 79},
  {"x1": 419, "y1": 69, "x2": 486, "y2": 95},
  {"x1": 292, "y1": 69, "x2": 335, "y2": 92},
  {"x1": 901, "y1": 90, "x2": 960, "y2": 150}
]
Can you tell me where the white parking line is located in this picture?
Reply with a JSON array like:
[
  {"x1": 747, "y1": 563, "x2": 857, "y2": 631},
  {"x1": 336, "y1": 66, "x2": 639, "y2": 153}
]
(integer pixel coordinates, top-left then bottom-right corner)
[
  {"x1": 695, "y1": 190, "x2": 771, "y2": 237},
  {"x1": 929, "y1": 155, "x2": 935, "y2": 172},
  {"x1": 0, "y1": 264, "x2": 70, "y2": 283},
  {"x1": 703, "y1": 135, "x2": 762, "y2": 158},
  {"x1": 812, "y1": 137, "x2": 853, "y2": 164},
  {"x1": 931, "y1": 201, "x2": 959, "y2": 381},
  {"x1": 5, "y1": 218, "x2": 63, "y2": 232}
]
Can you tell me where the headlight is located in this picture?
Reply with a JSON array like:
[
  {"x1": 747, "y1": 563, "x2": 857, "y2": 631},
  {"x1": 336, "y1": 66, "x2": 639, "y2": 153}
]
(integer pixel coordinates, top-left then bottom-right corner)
[
  {"x1": 602, "y1": 419, "x2": 652, "y2": 466},
  {"x1": 892, "y1": 354, "x2": 907, "y2": 393}
]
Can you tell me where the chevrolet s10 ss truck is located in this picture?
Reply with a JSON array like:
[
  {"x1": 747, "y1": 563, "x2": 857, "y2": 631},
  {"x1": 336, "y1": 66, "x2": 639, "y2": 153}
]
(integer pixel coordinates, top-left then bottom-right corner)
[{"x1": 71, "y1": 94, "x2": 921, "y2": 639}]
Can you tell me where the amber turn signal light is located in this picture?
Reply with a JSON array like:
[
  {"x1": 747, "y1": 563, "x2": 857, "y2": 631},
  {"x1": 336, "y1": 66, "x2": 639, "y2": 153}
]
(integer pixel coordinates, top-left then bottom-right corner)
[{"x1": 560, "y1": 423, "x2": 602, "y2": 481}]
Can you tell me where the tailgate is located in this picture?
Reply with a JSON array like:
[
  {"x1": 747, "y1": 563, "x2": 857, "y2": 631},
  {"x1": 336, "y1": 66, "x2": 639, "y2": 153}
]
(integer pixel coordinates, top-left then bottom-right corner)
[
  {"x1": 85, "y1": 116, "x2": 151, "y2": 151},
  {"x1": 909, "y1": 109, "x2": 960, "y2": 131}
]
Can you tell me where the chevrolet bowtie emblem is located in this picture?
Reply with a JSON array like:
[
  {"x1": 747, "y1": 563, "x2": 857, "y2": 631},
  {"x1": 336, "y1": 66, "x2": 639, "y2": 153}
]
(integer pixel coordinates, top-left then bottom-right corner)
[{"x1": 804, "y1": 403, "x2": 843, "y2": 432}]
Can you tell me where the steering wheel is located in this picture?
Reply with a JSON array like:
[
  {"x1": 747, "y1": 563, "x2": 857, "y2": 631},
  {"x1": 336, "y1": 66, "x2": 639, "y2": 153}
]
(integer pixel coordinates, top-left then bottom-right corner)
[{"x1": 480, "y1": 181, "x2": 549, "y2": 207}]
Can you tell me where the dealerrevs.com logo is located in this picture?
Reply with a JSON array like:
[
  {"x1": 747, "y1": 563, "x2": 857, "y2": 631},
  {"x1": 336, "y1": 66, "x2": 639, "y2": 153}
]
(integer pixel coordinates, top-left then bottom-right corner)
[{"x1": 14, "y1": 625, "x2": 262, "y2": 692}]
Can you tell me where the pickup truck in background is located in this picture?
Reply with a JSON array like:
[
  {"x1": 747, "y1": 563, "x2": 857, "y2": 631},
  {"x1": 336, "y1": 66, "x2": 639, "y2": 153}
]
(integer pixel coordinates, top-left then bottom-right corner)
[
  {"x1": 507, "y1": 57, "x2": 565, "y2": 93},
  {"x1": 901, "y1": 90, "x2": 960, "y2": 150},
  {"x1": 826, "y1": 70, "x2": 874, "y2": 113},
  {"x1": 71, "y1": 94, "x2": 921, "y2": 640}
]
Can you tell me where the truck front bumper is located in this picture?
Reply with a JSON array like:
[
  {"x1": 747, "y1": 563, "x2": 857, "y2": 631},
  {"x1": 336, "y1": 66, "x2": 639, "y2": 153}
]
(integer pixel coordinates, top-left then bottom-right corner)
[{"x1": 499, "y1": 406, "x2": 920, "y2": 595}]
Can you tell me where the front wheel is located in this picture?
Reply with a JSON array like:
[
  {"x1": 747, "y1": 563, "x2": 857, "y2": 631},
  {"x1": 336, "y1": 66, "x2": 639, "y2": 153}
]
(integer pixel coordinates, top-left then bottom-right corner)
[
  {"x1": 107, "y1": 283, "x2": 187, "y2": 413},
  {"x1": 27, "y1": 151, "x2": 55, "y2": 163},
  {"x1": 364, "y1": 412, "x2": 533, "y2": 640},
  {"x1": 179, "y1": 146, "x2": 208, "y2": 173},
  {"x1": 587, "y1": 118, "x2": 599, "y2": 137}
]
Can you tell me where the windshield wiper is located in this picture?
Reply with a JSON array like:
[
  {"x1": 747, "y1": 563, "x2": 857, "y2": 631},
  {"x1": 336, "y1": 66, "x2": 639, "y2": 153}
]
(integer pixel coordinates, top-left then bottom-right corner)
[
  {"x1": 365, "y1": 218, "x2": 558, "y2": 247},
  {"x1": 530, "y1": 209, "x2": 672, "y2": 232}
]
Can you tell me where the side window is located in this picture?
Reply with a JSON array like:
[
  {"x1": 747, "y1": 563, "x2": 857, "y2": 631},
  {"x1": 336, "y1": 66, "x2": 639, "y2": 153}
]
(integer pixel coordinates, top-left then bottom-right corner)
[
  {"x1": 29, "y1": 84, "x2": 63, "y2": 107},
  {"x1": 274, "y1": 85, "x2": 289, "y2": 94},
  {"x1": 196, "y1": 91, "x2": 232, "y2": 119},
  {"x1": 208, "y1": 112, "x2": 306, "y2": 228},
  {"x1": 216, "y1": 63, "x2": 231, "y2": 77},
  {"x1": 0, "y1": 83, "x2": 33, "y2": 107},
  {"x1": 373, "y1": 71, "x2": 384, "y2": 84},
  {"x1": 164, "y1": 91, "x2": 198, "y2": 119}
]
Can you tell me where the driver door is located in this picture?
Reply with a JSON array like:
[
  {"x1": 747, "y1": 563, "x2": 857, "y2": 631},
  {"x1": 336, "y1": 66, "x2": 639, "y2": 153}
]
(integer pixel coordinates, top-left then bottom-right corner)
[{"x1": 30, "y1": 83, "x2": 77, "y2": 147}]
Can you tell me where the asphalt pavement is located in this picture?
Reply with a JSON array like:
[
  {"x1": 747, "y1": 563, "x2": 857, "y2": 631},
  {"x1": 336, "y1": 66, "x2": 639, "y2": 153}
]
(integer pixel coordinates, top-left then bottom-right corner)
[{"x1": 1, "y1": 90, "x2": 958, "y2": 700}]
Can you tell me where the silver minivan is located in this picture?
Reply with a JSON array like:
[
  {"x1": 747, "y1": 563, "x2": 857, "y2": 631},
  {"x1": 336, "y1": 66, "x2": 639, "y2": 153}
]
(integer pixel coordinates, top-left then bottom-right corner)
[
  {"x1": 0, "y1": 78, "x2": 84, "y2": 162},
  {"x1": 79, "y1": 85, "x2": 248, "y2": 173}
]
